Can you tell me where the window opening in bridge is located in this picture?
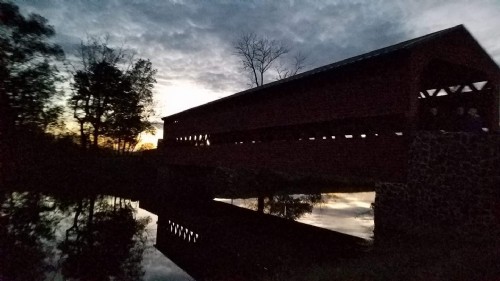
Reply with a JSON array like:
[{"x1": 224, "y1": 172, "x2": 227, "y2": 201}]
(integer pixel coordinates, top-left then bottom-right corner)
[
  {"x1": 418, "y1": 79, "x2": 494, "y2": 132},
  {"x1": 427, "y1": 89, "x2": 437, "y2": 97},
  {"x1": 167, "y1": 220, "x2": 200, "y2": 243},
  {"x1": 395, "y1": 132, "x2": 403, "y2": 136},
  {"x1": 473, "y1": 81, "x2": 487, "y2": 90},
  {"x1": 164, "y1": 112, "x2": 464, "y2": 149},
  {"x1": 462, "y1": 85, "x2": 473, "y2": 92},
  {"x1": 449, "y1": 85, "x2": 460, "y2": 93},
  {"x1": 436, "y1": 89, "x2": 448, "y2": 96}
]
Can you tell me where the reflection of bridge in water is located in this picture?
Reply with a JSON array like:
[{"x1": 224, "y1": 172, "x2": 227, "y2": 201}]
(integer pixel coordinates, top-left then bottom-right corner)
[
  {"x1": 149, "y1": 25, "x2": 500, "y2": 280},
  {"x1": 140, "y1": 198, "x2": 366, "y2": 281}
]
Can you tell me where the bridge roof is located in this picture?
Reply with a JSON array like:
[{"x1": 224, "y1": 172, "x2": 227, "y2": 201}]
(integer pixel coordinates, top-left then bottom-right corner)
[{"x1": 162, "y1": 24, "x2": 493, "y2": 121}]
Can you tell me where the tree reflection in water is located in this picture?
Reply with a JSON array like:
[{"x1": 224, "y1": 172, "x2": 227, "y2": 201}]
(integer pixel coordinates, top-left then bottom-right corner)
[
  {"x1": 0, "y1": 192, "x2": 60, "y2": 281},
  {"x1": 264, "y1": 193, "x2": 323, "y2": 220},
  {"x1": 0, "y1": 191, "x2": 150, "y2": 281}
]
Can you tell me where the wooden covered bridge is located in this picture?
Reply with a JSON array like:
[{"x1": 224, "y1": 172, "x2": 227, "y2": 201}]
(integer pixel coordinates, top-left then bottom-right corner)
[{"x1": 158, "y1": 25, "x2": 499, "y2": 183}]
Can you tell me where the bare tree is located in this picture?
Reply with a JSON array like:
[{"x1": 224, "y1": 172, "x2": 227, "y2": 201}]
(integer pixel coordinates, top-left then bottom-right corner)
[
  {"x1": 275, "y1": 51, "x2": 307, "y2": 80},
  {"x1": 233, "y1": 33, "x2": 291, "y2": 87}
]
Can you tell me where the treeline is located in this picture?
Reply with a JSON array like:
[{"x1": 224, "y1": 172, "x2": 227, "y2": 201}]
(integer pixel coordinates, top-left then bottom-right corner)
[
  {"x1": 1, "y1": 1, "x2": 157, "y2": 154},
  {"x1": 0, "y1": 1, "x2": 159, "y2": 193}
]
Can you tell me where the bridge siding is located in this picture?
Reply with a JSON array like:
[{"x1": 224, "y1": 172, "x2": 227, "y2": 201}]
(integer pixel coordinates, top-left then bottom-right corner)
[
  {"x1": 164, "y1": 27, "x2": 500, "y2": 139},
  {"x1": 165, "y1": 53, "x2": 411, "y2": 137},
  {"x1": 147, "y1": 200, "x2": 366, "y2": 281},
  {"x1": 160, "y1": 26, "x2": 500, "y2": 183},
  {"x1": 160, "y1": 135, "x2": 408, "y2": 182}
]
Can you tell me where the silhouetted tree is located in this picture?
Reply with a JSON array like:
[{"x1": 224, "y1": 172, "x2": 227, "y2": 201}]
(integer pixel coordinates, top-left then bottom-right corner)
[
  {"x1": 71, "y1": 60, "x2": 124, "y2": 149},
  {"x1": 106, "y1": 59, "x2": 156, "y2": 153},
  {"x1": 69, "y1": 37, "x2": 156, "y2": 152},
  {"x1": 0, "y1": 1, "x2": 64, "y2": 132},
  {"x1": 69, "y1": 36, "x2": 124, "y2": 149},
  {"x1": 233, "y1": 33, "x2": 306, "y2": 87},
  {"x1": 137, "y1": 142, "x2": 155, "y2": 151}
]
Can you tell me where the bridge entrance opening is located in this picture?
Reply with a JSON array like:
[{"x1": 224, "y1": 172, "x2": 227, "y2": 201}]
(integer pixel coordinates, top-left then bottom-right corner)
[{"x1": 417, "y1": 59, "x2": 497, "y2": 131}]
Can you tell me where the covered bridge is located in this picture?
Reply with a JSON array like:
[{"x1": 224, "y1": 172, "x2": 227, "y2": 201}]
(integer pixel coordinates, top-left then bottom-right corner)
[{"x1": 159, "y1": 25, "x2": 500, "y2": 182}]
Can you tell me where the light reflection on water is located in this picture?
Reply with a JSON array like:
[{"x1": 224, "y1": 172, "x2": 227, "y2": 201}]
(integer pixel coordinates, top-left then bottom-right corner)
[
  {"x1": 0, "y1": 192, "x2": 194, "y2": 281},
  {"x1": 136, "y1": 207, "x2": 195, "y2": 281},
  {"x1": 3, "y1": 191, "x2": 372, "y2": 280},
  {"x1": 53, "y1": 199, "x2": 195, "y2": 281},
  {"x1": 215, "y1": 192, "x2": 375, "y2": 240}
]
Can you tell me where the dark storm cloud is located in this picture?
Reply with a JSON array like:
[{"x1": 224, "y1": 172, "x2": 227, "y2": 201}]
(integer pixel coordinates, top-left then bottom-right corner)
[
  {"x1": 17, "y1": 0, "x2": 410, "y2": 91},
  {"x1": 15, "y1": 0, "x2": 500, "y2": 114}
]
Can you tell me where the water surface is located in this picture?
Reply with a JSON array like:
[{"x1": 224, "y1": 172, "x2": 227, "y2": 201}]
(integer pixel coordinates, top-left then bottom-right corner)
[
  {"x1": 0, "y1": 191, "x2": 194, "y2": 281},
  {"x1": 215, "y1": 192, "x2": 375, "y2": 239}
]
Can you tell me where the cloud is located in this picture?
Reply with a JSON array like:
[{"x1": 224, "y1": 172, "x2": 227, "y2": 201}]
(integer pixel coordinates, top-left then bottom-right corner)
[{"x1": 16, "y1": 0, "x2": 500, "y2": 117}]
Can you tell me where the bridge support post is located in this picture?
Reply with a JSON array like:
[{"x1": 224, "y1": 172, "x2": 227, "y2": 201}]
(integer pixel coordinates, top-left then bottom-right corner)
[{"x1": 374, "y1": 131, "x2": 500, "y2": 243}]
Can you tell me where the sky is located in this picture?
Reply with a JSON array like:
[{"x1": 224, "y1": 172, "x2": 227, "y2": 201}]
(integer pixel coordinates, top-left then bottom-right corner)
[{"x1": 14, "y1": 0, "x2": 500, "y2": 143}]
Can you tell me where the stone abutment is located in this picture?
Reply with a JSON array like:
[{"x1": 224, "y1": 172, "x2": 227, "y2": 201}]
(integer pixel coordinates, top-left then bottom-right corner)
[{"x1": 375, "y1": 131, "x2": 500, "y2": 242}]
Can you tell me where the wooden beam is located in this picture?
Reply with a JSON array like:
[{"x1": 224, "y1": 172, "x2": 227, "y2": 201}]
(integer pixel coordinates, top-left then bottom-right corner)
[{"x1": 468, "y1": 83, "x2": 478, "y2": 92}]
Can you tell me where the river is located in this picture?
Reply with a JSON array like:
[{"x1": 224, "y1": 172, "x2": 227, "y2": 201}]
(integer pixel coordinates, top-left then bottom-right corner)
[{"x1": 0, "y1": 190, "x2": 373, "y2": 280}]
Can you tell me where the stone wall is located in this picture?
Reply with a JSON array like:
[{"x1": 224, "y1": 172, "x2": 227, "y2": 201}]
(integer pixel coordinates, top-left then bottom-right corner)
[{"x1": 375, "y1": 131, "x2": 500, "y2": 242}]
